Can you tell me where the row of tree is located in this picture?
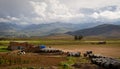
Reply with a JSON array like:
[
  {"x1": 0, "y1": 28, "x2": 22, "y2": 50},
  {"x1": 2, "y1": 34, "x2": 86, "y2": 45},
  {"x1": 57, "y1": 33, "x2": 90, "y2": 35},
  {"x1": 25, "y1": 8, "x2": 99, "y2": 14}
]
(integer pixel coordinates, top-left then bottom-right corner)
[{"x1": 74, "y1": 35, "x2": 83, "y2": 40}]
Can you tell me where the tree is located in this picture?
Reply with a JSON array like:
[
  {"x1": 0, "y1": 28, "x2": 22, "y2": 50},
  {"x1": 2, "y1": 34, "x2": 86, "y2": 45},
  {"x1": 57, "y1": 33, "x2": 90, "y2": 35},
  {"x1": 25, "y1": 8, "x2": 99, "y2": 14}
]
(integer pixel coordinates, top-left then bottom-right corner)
[
  {"x1": 78, "y1": 36, "x2": 83, "y2": 40},
  {"x1": 74, "y1": 35, "x2": 78, "y2": 40},
  {"x1": 74, "y1": 35, "x2": 83, "y2": 40}
]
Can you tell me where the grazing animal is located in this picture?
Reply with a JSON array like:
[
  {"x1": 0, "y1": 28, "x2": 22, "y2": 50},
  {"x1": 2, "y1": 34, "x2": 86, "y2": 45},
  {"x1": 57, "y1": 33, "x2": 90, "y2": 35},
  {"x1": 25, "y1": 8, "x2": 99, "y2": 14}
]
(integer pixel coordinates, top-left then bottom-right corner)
[{"x1": 67, "y1": 52, "x2": 81, "y2": 57}]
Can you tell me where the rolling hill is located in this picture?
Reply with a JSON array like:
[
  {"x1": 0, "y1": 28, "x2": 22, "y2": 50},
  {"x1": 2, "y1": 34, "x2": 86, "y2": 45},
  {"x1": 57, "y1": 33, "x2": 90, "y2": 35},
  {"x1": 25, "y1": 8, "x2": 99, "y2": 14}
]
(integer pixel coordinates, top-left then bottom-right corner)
[{"x1": 67, "y1": 24, "x2": 120, "y2": 38}]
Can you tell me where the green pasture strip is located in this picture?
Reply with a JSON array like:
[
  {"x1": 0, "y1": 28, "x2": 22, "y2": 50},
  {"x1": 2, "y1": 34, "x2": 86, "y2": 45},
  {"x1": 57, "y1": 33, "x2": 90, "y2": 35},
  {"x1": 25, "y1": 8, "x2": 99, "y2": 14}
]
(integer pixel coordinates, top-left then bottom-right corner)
[
  {"x1": 107, "y1": 41, "x2": 120, "y2": 44},
  {"x1": 0, "y1": 46, "x2": 9, "y2": 52},
  {"x1": 28, "y1": 40, "x2": 87, "y2": 45},
  {"x1": 20, "y1": 40, "x2": 120, "y2": 45},
  {"x1": 0, "y1": 40, "x2": 120, "y2": 46},
  {"x1": 0, "y1": 41, "x2": 9, "y2": 46}
]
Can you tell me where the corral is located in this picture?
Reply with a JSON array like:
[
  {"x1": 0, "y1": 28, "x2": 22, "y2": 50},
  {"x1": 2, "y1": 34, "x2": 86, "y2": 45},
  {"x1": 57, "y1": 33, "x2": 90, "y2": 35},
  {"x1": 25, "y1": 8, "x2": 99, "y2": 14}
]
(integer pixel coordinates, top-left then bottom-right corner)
[{"x1": 8, "y1": 41, "x2": 35, "y2": 52}]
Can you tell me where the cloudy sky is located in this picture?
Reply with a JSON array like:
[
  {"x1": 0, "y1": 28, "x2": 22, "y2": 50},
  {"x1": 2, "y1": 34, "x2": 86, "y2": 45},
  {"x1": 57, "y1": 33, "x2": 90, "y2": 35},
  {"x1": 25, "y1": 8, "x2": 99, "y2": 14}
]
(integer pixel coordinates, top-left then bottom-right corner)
[{"x1": 0, "y1": 0, "x2": 120, "y2": 24}]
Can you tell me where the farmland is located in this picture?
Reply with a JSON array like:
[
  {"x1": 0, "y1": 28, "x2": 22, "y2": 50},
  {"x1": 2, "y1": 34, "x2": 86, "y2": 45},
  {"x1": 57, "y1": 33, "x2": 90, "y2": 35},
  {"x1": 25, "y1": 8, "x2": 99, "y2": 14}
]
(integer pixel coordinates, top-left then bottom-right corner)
[{"x1": 0, "y1": 38, "x2": 120, "y2": 69}]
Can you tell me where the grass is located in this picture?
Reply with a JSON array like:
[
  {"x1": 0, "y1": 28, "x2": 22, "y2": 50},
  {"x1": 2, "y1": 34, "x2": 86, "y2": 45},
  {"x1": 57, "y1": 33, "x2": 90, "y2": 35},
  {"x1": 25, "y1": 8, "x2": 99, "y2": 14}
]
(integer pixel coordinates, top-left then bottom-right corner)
[
  {"x1": 0, "y1": 46, "x2": 9, "y2": 52},
  {"x1": 0, "y1": 39, "x2": 120, "y2": 56},
  {"x1": 59, "y1": 57, "x2": 76, "y2": 69},
  {"x1": 0, "y1": 40, "x2": 120, "y2": 46},
  {"x1": 59, "y1": 57, "x2": 91, "y2": 69},
  {"x1": 75, "y1": 57, "x2": 90, "y2": 63}
]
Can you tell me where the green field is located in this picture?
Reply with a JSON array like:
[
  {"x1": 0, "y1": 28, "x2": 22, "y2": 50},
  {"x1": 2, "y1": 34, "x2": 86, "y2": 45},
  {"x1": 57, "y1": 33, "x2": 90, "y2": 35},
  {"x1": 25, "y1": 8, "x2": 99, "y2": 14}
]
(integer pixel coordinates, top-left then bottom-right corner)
[
  {"x1": 0, "y1": 46, "x2": 9, "y2": 52},
  {"x1": 0, "y1": 40, "x2": 120, "y2": 45},
  {"x1": 0, "y1": 40, "x2": 120, "y2": 57}
]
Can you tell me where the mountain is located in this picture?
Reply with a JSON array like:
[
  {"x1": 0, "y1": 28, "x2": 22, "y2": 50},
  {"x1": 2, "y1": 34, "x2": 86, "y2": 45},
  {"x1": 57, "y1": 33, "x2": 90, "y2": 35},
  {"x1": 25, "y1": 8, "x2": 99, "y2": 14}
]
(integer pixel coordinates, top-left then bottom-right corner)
[
  {"x1": 0, "y1": 22, "x2": 16, "y2": 32},
  {"x1": 0, "y1": 22, "x2": 99, "y2": 37},
  {"x1": 0, "y1": 22, "x2": 17, "y2": 37},
  {"x1": 22, "y1": 23, "x2": 99, "y2": 36},
  {"x1": 67, "y1": 24, "x2": 120, "y2": 38},
  {"x1": 0, "y1": 22, "x2": 30, "y2": 37},
  {"x1": 0, "y1": 22, "x2": 120, "y2": 37},
  {"x1": 22, "y1": 23, "x2": 78, "y2": 36}
]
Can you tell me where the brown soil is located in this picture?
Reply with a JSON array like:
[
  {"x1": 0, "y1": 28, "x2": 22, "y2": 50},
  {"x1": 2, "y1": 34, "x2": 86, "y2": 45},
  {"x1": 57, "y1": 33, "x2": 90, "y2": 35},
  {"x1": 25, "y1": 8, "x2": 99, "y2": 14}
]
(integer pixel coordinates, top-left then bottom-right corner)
[
  {"x1": 0, "y1": 44, "x2": 120, "y2": 69},
  {"x1": 72, "y1": 63, "x2": 105, "y2": 69},
  {"x1": 51, "y1": 44, "x2": 120, "y2": 58},
  {"x1": 0, "y1": 53, "x2": 66, "y2": 69}
]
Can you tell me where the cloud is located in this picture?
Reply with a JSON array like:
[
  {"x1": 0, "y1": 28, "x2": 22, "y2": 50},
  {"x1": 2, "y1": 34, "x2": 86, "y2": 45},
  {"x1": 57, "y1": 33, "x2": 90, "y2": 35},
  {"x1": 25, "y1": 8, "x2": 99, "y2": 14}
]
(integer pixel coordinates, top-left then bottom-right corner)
[
  {"x1": 60, "y1": 0, "x2": 120, "y2": 9},
  {"x1": 0, "y1": 0, "x2": 120, "y2": 24},
  {"x1": 0, "y1": 18, "x2": 10, "y2": 22},
  {"x1": 99, "y1": 11, "x2": 120, "y2": 19},
  {"x1": 29, "y1": 0, "x2": 84, "y2": 23},
  {"x1": 30, "y1": 1, "x2": 47, "y2": 17},
  {"x1": 0, "y1": 16, "x2": 19, "y2": 22},
  {"x1": 91, "y1": 10, "x2": 120, "y2": 20}
]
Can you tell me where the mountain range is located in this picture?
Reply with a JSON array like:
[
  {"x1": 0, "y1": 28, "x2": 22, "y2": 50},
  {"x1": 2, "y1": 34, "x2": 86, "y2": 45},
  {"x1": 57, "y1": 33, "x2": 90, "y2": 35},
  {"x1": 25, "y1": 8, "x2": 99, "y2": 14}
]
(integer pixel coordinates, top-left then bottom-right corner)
[
  {"x1": 67, "y1": 24, "x2": 120, "y2": 38},
  {"x1": 0, "y1": 22, "x2": 120, "y2": 38},
  {"x1": 0, "y1": 22, "x2": 101, "y2": 37}
]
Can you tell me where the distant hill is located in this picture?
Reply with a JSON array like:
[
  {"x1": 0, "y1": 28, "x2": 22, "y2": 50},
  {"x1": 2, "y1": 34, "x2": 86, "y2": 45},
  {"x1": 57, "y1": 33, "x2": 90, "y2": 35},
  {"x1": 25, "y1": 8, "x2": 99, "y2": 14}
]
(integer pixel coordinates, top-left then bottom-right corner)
[
  {"x1": 0, "y1": 22, "x2": 18, "y2": 37},
  {"x1": 22, "y1": 23, "x2": 99, "y2": 36},
  {"x1": 0, "y1": 22, "x2": 120, "y2": 37},
  {"x1": 0, "y1": 22, "x2": 17, "y2": 32},
  {"x1": 42, "y1": 33, "x2": 73, "y2": 40},
  {"x1": 67, "y1": 24, "x2": 120, "y2": 38},
  {"x1": 0, "y1": 22, "x2": 28, "y2": 37},
  {"x1": 0, "y1": 22, "x2": 99, "y2": 37}
]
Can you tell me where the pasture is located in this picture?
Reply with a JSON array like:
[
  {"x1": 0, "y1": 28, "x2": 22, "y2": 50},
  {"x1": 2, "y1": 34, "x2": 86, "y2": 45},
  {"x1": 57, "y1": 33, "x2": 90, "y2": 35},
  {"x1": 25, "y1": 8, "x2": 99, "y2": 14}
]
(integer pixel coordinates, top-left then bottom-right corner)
[
  {"x1": 0, "y1": 39, "x2": 120, "y2": 69},
  {"x1": 0, "y1": 40, "x2": 120, "y2": 57}
]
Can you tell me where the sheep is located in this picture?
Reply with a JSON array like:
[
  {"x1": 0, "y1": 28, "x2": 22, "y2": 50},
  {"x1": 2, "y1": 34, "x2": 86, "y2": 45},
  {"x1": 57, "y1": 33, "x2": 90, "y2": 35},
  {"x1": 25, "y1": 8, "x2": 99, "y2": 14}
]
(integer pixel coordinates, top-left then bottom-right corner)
[
  {"x1": 83, "y1": 51, "x2": 93, "y2": 58},
  {"x1": 91, "y1": 57, "x2": 120, "y2": 69},
  {"x1": 67, "y1": 52, "x2": 81, "y2": 57},
  {"x1": 86, "y1": 51, "x2": 93, "y2": 54}
]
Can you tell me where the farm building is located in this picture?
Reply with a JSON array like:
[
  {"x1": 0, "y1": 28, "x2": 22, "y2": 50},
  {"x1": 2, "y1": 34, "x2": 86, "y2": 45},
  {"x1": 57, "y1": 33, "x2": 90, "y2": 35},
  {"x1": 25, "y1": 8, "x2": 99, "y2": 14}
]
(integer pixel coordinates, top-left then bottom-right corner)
[{"x1": 8, "y1": 41, "x2": 35, "y2": 52}]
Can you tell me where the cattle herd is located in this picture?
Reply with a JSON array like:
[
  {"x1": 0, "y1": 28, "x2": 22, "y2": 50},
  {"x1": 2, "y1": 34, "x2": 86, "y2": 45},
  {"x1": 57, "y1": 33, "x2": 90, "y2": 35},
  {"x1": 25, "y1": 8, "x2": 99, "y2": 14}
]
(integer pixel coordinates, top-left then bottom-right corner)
[
  {"x1": 39, "y1": 48, "x2": 81, "y2": 57},
  {"x1": 39, "y1": 48, "x2": 64, "y2": 55},
  {"x1": 65, "y1": 50, "x2": 120, "y2": 69},
  {"x1": 84, "y1": 51, "x2": 120, "y2": 69},
  {"x1": 38, "y1": 48, "x2": 120, "y2": 69}
]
